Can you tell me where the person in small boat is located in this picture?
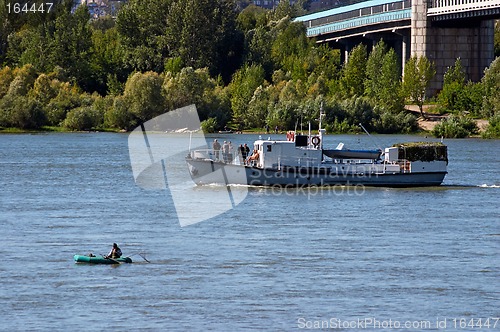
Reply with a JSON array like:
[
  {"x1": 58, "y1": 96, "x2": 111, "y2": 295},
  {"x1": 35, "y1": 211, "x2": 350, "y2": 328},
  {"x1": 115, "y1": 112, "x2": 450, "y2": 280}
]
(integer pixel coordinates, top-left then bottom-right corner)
[{"x1": 106, "y1": 243, "x2": 122, "y2": 259}]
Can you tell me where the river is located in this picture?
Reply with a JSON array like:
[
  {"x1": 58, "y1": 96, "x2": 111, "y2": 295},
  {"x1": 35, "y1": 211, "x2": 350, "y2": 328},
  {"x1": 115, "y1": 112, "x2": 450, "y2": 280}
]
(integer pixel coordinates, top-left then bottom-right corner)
[{"x1": 0, "y1": 133, "x2": 498, "y2": 331}]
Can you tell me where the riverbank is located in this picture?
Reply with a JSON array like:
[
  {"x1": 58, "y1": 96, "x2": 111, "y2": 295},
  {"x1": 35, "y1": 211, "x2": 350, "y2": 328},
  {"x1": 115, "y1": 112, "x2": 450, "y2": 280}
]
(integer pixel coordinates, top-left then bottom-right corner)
[
  {"x1": 0, "y1": 114, "x2": 490, "y2": 136},
  {"x1": 405, "y1": 105, "x2": 489, "y2": 133},
  {"x1": 0, "y1": 126, "x2": 122, "y2": 134}
]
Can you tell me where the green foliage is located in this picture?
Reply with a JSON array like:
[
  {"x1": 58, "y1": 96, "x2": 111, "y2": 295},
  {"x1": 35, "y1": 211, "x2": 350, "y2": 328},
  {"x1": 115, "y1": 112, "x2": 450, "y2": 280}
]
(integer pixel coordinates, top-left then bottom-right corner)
[
  {"x1": 201, "y1": 117, "x2": 218, "y2": 133},
  {"x1": 91, "y1": 26, "x2": 126, "y2": 95},
  {"x1": 237, "y1": 4, "x2": 268, "y2": 33},
  {"x1": 271, "y1": 20, "x2": 311, "y2": 80},
  {"x1": 164, "y1": 67, "x2": 210, "y2": 111},
  {"x1": 443, "y1": 58, "x2": 466, "y2": 86},
  {"x1": 0, "y1": 0, "x2": 495, "y2": 136},
  {"x1": 248, "y1": 86, "x2": 271, "y2": 129},
  {"x1": 325, "y1": 118, "x2": 359, "y2": 134},
  {"x1": 116, "y1": 0, "x2": 171, "y2": 72},
  {"x1": 365, "y1": 40, "x2": 387, "y2": 100},
  {"x1": 165, "y1": 0, "x2": 241, "y2": 80},
  {"x1": 481, "y1": 56, "x2": 500, "y2": 118},
  {"x1": 393, "y1": 142, "x2": 448, "y2": 162},
  {"x1": 340, "y1": 44, "x2": 367, "y2": 98},
  {"x1": 403, "y1": 55, "x2": 436, "y2": 117},
  {"x1": 122, "y1": 71, "x2": 166, "y2": 123},
  {"x1": 0, "y1": 66, "x2": 15, "y2": 99},
  {"x1": 229, "y1": 64, "x2": 266, "y2": 129},
  {"x1": 45, "y1": 82, "x2": 85, "y2": 126},
  {"x1": 63, "y1": 106, "x2": 104, "y2": 131},
  {"x1": 482, "y1": 113, "x2": 500, "y2": 138},
  {"x1": 0, "y1": 95, "x2": 45, "y2": 129},
  {"x1": 106, "y1": 95, "x2": 137, "y2": 131},
  {"x1": 365, "y1": 43, "x2": 403, "y2": 112},
  {"x1": 6, "y1": 65, "x2": 37, "y2": 97},
  {"x1": 432, "y1": 115, "x2": 478, "y2": 138},
  {"x1": 164, "y1": 57, "x2": 183, "y2": 75},
  {"x1": 436, "y1": 58, "x2": 483, "y2": 115},
  {"x1": 371, "y1": 108, "x2": 418, "y2": 134}
]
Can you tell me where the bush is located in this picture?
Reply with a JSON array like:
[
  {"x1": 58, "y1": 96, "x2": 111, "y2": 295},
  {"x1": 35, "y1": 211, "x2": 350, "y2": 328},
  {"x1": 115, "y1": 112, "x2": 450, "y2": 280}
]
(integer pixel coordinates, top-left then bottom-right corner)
[
  {"x1": 0, "y1": 95, "x2": 46, "y2": 129},
  {"x1": 482, "y1": 114, "x2": 500, "y2": 138},
  {"x1": 201, "y1": 117, "x2": 218, "y2": 133},
  {"x1": 325, "y1": 118, "x2": 359, "y2": 134},
  {"x1": 63, "y1": 106, "x2": 103, "y2": 131},
  {"x1": 105, "y1": 96, "x2": 137, "y2": 131},
  {"x1": 371, "y1": 110, "x2": 418, "y2": 134},
  {"x1": 432, "y1": 115, "x2": 478, "y2": 138}
]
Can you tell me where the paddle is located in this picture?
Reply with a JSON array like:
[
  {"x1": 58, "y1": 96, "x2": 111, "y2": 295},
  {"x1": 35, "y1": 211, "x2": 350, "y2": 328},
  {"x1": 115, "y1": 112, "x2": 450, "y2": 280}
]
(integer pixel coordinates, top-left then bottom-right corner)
[
  {"x1": 138, "y1": 253, "x2": 150, "y2": 263},
  {"x1": 129, "y1": 252, "x2": 150, "y2": 263},
  {"x1": 101, "y1": 254, "x2": 121, "y2": 264}
]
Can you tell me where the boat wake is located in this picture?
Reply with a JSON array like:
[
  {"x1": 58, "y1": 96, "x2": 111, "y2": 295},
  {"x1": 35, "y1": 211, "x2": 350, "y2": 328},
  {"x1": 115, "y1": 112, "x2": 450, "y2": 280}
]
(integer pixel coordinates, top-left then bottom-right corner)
[{"x1": 478, "y1": 184, "x2": 500, "y2": 188}]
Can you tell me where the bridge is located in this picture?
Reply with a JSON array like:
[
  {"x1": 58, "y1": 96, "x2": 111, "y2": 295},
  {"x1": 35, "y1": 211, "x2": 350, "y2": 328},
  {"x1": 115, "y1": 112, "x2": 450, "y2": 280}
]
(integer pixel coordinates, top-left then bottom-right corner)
[{"x1": 295, "y1": 0, "x2": 500, "y2": 92}]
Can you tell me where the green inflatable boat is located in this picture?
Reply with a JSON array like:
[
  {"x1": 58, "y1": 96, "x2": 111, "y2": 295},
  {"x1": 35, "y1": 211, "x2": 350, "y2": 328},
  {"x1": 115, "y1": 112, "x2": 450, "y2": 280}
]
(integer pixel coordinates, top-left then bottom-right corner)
[{"x1": 74, "y1": 254, "x2": 132, "y2": 264}]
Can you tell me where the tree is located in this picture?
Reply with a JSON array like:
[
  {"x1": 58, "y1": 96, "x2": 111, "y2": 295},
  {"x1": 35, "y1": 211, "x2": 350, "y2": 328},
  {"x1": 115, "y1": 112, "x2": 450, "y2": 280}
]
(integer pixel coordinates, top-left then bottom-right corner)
[
  {"x1": 162, "y1": 66, "x2": 229, "y2": 123},
  {"x1": 116, "y1": 0, "x2": 171, "y2": 72},
  {"x1": 481, "y1": 56, "x2": 500, "y2": 118},
  {"x1": 379, "y1": 49, "x2": 404, "y2": 112},
  {"x1": 122, "y1": 71, "x2": 166, "y2": 124},
  {"x1": 271, "y1": 20, "x2": 311, "y2": 80},
  {"x1": 0, "y1": 66, "x2": 15, "y2": 99},
  {"x1": 402, "y1": 55, "x2": 436, "y2": 118},
  {"x1": 91, "y1": 26, "x2": 126, "y2": 95},
  {"x1": 340, "y1": 44, "x2": 367, "y2": 98},
  {"x1": 237, "y1": 4, "x2": 268, "y2": 33},
  {"x1": 365, "y1": 40, "x2": 387, "y2": 100},
  {"x1": 437, "y1": 58, "x2": 471, "y2": 113},
  {"x1": 229, "y1": 64, "x2": 266, "y2": 129},
  {"x1": 165, "y1": 0, "x2": 242, "y2": 81}
]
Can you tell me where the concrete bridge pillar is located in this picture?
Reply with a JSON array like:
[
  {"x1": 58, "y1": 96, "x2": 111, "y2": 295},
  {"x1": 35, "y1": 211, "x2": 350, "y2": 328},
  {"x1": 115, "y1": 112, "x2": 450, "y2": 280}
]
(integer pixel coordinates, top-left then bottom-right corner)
[{"x1": 410, "y1": 0, "x2": 495, "y2": 93}]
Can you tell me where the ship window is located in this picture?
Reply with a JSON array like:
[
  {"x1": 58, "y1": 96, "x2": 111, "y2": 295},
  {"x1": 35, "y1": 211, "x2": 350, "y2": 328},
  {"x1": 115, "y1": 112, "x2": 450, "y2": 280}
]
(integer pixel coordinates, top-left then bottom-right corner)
[{"x1": 267, "y1": 145, "x2": 272, "y2": 152}]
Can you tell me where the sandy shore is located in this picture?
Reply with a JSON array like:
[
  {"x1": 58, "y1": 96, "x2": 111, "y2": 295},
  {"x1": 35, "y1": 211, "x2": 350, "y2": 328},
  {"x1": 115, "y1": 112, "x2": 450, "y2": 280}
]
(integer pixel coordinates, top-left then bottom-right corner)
[{"x1": 405, "y1": 105, "x2": 489, "y2": 132}]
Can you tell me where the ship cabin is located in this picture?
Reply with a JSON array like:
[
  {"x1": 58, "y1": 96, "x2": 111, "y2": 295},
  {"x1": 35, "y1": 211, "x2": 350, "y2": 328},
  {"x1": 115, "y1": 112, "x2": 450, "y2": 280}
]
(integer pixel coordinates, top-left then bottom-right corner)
[{"x1": 252, "y1": 134, "x2": 323, "y2": 169}]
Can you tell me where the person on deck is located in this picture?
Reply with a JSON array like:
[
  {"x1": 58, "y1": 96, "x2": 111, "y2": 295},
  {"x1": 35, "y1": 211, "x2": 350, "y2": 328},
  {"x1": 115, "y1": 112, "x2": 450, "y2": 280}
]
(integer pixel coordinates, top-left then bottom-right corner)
[
  {"x1": 212, "y1": 139, "x2": 221, "y2": 161},
  {"x1": 238, "y1": 144, "x2": 246, "y2": 162},
  {"x1": 247, "y1": 149, "x2": 259, "y2": 165},
  {"x1": 244, "y1": 144, "x2": 250, "y2": 159},
  {"x1": 107, "y1": 243, "x2": 122, "y2": 259}
]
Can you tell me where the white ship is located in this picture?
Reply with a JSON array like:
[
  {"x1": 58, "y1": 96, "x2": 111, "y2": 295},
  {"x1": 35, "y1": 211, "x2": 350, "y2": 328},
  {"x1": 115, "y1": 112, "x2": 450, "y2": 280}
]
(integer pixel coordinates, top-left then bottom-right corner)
[{"x1": 186, "y1": 124, "x2": 448, "y2": 188}]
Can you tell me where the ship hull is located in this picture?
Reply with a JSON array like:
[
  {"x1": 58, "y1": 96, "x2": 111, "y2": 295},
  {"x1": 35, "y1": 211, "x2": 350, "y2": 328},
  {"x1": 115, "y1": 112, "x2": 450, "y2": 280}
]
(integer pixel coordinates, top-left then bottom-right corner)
[{"x1": 186, "y1": 159, "x2": 447, "y2": 187}]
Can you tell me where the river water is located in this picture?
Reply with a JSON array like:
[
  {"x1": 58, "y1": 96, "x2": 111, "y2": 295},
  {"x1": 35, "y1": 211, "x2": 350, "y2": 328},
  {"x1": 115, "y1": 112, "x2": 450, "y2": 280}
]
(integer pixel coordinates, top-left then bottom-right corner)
[{"x1": 0, "y1": 133, "x2": 498, "y2": 331}]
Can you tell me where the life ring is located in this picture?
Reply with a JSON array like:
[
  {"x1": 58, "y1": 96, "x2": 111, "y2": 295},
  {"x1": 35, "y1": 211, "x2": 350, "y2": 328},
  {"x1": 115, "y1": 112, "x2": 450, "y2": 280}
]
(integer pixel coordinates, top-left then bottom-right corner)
[{"x1": 311, "y1": 136, "x2": 320, "y2": 146}]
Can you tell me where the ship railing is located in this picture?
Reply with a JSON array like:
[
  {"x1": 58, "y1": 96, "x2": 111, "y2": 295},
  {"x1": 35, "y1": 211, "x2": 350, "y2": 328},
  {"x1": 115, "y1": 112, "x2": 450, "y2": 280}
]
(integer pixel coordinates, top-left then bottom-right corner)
[
  {"x1": 397, "y1": 159, "x2": 411, "y2": 173},
  {"x1": 191, "y1": 148, "x2": 245, "y2": 165}
]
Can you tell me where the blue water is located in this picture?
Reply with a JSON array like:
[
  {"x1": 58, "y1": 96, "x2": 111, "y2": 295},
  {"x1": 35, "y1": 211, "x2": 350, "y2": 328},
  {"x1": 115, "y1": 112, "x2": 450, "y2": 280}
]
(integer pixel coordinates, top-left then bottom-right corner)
[{"x1": 0, "y1": 133, "x2": 498, "y2": 331}]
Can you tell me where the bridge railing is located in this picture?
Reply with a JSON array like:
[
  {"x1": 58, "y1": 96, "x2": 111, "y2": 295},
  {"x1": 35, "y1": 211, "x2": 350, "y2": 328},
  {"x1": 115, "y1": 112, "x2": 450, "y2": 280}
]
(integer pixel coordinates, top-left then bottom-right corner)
[
  {"x1": 296, "y1": 0, "x2": 413, "y2": 36},
  {"x1": 428, "y1": 0, "x2": 500, "y2": 15}
]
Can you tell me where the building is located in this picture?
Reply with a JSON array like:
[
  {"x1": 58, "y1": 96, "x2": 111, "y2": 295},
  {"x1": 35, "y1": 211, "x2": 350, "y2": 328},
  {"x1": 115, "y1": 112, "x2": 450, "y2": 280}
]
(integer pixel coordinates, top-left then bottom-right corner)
[
  {"x1": 72, "y1": 0, "x2": 126, "y2": 18},
  {"x1": 307, "y1": 0, "x2": 340, "y2": 12},
  {"x1": 251, "y1": 0, "x2": 295, "y2": 10}
]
